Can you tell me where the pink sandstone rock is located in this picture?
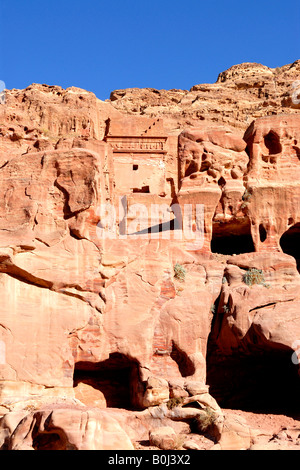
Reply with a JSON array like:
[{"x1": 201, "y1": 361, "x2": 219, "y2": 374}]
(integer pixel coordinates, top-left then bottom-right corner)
[
  {"x1": 0, "y1": 64, "x2": 300, "y2": 450},
  {"x1": 0, "y1": 406, "x2": 134, "y2": 450},
  {"x1": 243, "y1": 114, "x2": 300, "y2": 252}
]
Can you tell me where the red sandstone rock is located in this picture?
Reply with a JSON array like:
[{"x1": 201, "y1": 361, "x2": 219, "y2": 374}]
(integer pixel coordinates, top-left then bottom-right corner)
[
  {"x1": 0, "y1": 405, "x2": 134, "y2": 450},
  {"x1": 108, "y1": 61, "x2": 300, "y2": 133},
  {"x1": 243, "y1": 114, "x2": 300, "y2": 252},
  {"x1": 0, "y1": 63, "x2": 300, "y2": 450}
]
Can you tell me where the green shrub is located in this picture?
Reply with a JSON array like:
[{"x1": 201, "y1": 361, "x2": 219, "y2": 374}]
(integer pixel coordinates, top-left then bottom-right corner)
[
  {"x1": 241, "y1": 188, "x2": 253, "y2": 209},
  {"x1": 167, "y1": 396, "x2": 185, "y2": 410},
  {"x1": 242, "y1": 188, "x2": 252, "y2": 203},
  {"x1": 195, "y1": 407, "x2": 217, "y2": 433},
  {"x1": 174, "y1": 263, "x2": 186, "y2": 282},
  {"x1": 243, "y1": 268, "x2": 270, "y2": 287}
]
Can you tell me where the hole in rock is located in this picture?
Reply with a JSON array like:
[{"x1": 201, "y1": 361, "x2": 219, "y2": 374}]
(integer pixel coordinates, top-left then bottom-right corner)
[
  {"x1": 132, "y1": 186, "x2": 150, "y2": 193},
  {"x1": 206, "y1": 348, "x2": 300, "y2": 417},
  {"x1": 259, "y1": 224, "x2": 267, "y2": 243},
  {"x1": 280, "y1": 223, "x2": 300, "y2": 272},
  {"x1": 185, "y1": 160, "x2": 199, "y2": 177},
  {"x1": 182, "y1": 401, "x2": 203, "y2": 409},
  {"x1": 211, "y1": 219, "x2": 255, "y2": 255},
  {"x1": 33, "y1": 432, "x2": 71, "y2": 451},
  {"x1": 133, "y1": 164, "x2": 138, "y2": 171},
  {"x1": 73, "y1": 353, "x2": 140, "y2": 410},
  {"x1": 170, "y1": 341, "x2": 196, "y2": 377},
  {"x1": 293, "y1": 146, "x2": 300, "y2": 160},
  {"x1": 218, "y1": 177, "x2": 226, "y2": 187},
  {"x1": 200, "y1": 158, "x2": 211, "y2": 172},
  {"x1": 264, "y1": 130, "x2": 282, "y2": 155}
]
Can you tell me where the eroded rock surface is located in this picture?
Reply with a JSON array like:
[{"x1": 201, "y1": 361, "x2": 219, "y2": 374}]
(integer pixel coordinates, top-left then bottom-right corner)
[
  {"x1": 108, "y1": 61, "x2": 300, "y2": 133},
  {"x1": 0, "y1": 61, "x2": 300, "y2": 450}
]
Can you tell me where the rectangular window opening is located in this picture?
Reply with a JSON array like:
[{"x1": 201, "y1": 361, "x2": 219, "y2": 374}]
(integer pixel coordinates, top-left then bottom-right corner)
[{"x1": 132, "y1": 186, "x2": 150, "y2": 193}]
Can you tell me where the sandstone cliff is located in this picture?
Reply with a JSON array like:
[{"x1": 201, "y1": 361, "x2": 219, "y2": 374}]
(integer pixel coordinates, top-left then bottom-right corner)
[
  {"x1": 0, "y1": 61, "x2": 300, "y2": 450},
  {"x1": 109, "y1": 61, "x2": 300, "y2": 133}
]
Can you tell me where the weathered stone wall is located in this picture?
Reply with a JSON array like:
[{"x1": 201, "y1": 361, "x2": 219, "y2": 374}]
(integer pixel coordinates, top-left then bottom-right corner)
[{"x1": 0, "y1": 62, "x2": 300, "y2": 450}]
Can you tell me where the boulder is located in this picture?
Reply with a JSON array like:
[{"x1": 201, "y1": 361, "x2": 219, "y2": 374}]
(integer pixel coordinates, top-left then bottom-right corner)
[
  {"x1": 149, "y1": 426, "x2": 184, "y2": 450},
  {"x1": 0, "y1": 406, "x2": 134, "y2": 450}
]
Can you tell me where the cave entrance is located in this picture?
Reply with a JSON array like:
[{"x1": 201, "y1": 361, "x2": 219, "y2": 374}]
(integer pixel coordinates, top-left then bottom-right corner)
[
  {"x1": 211, "y1": 219, "x2": 255, "y2": 255},
  {"x1": 73, "y1": 353, "x2": 140, "y2": 410},
  {"x1": 206, "y1": 348, "x2": 300, "y2": 417},
  {"x1": 280, "y1": 223, "x2": 300, "y2": 272},
  {"x1": 264, "y1": 130, "x2": 282, "y2": 155}
]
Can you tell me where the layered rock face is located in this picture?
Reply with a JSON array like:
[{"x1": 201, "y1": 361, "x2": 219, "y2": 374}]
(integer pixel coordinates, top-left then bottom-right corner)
[
  {"x1": 109, "y1": 61, "x2": 300, "y2": 133},
  {"x1": 0, "y1": 62, "x2": 300, "y2": 450}
]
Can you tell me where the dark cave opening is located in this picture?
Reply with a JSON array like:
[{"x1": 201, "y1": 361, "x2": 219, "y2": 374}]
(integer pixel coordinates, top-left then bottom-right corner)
[
  {"x1": 33, "y1": 431, "x2": 72, "y2": 451},
  {"x1": 170, "y1": 341, "x2": 196, "y2": 377},
  {"x1": 73, "y1": 353, "x2": 140, "y2": 410},
  {"x1": 280, "y1": 223, "x2": 300, "y2": 272},
  {"x1": 259, "y1": 223, "x2": 267, "y2": 243},
  {"x1": 185, "y1": 160, "x2": 199, "y2": 177},
  {"x1": 211, "y1": 219, "x2": 255, "y2": 255},
  {"x1": 132, "y1": 186, "x2": 150, "y2": 193},
  {"x1": 206, "y1": 348, "x2": 300, "y2": 417},
  {"x1": 264, "y1": 130, "x2": 282, "y2": 155}
]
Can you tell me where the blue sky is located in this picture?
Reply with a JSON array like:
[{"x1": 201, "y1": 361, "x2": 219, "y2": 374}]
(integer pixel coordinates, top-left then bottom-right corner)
[{"x1": 1, "y1": 0, "x2": 299, "y2": 100}]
